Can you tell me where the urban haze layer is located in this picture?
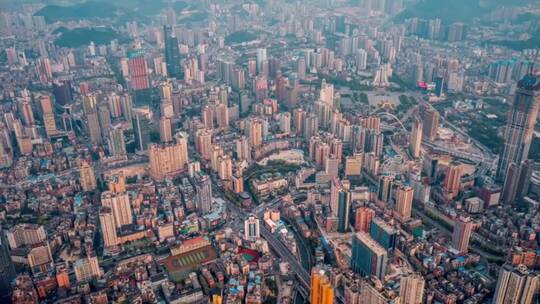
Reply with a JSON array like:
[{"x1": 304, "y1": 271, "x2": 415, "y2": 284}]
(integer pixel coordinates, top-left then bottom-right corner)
[{"x1": 0, "y1": 0, "x2": 539, "y2": 303}]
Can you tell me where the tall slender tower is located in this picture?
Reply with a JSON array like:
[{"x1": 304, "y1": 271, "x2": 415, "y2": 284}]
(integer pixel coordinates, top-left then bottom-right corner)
[
  {"x1": 409, "y1": 117, "x2": 423, "y2": 158},
  {"x1": 39, "y1": 95, "x2": 57, "y2": 137},
  {"x1": 395, "y1": 185, "x2": 414, "y2": 221},
  {"x1": 452, "y1": 216, "x2": 473, "y2": 253},
  {"x1": 0, "y1": 228, "x2": 16, "y2": 301},
  {"x1": 164, "y1": 25, "x2": 182, "y2": 78},
  {"x1": 79, "y1": 161, "x2": 97, "y2": 192},
  {"x1": 497, "y1": 75, "x2": 540, "y2": 204}
]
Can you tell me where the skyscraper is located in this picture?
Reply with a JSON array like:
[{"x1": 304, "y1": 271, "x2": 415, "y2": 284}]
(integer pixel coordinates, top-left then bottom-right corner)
[
  {"x1": 132, "y1": 107, "x2": 152, "y2": 152},
  {"x1": 244, "y1": 216, "x2": 260, "y2": 240},
  {"x1": 99, "y1": 207, "x2": 118, "y2": 248},
  {"x1": 101, "y1": 191, "x2": 133, "y2": 228},
  {"x1": 337, "y1": 189, "x2": 351, "y2": 233},
  {"x1": 395, "y1": 185, "x2": 414, "y2": 221},
  {"x1": 39, "y1": 95, "x2": 57, "y2": 137},
  {"x1": 0, "y1": 229, "x2": 16, "y2": 301},
  {"x1": 409, "y1": 117, "x2": 422, "y2": 158},
  {"x1": 443, "y1": 162, "x2": 462, "y2": 200},
  {"x1": 452, "y1": 216, "x2": 473, "y2": 253},
  {"x1": 127, "y1": 50, "x2": 150, "y2": 90},
  {"x1": 319, "y1": 79, "x2": 334, "y2": 107},
  {"x1": 87, "y1": 110, "x2": 102, "y2": 145},
  {"x1": 355, "y1": 207, "x2": 374, "y2": 233},
  {"x1": 159, "y1": 117, "x2": 173, "y2": 142},
  {"x1": 370, "y1": 218, "x2": 397, "y2": 253},
  {"x1": 351, "y1": 232, "x2": 388, "y2": 279},
  {"x1": 247, "y1": 118, "x2": 263, "y2": 148},
  {"x1": 419, "y1": 104, "x2": 439, "y2": 141},
  {"x1": 149, "y1": 133, "x2": 189, "y2": 180},
  {"x1": 79, "y1": 161, "x2": 97, "y2": 192},
  {"x1": 108, "y1": 124, "x2": 126, "y2": 157},
  {"x1": 344, "y1": 153, "x2": 363, "y2": 177},
  {"x1": 195, "y1": 174, "x2": 212, "y2": 213},
  {"x1": 256, "y1": 48, "x2": 267, "y2": 75},
  {"x1": 399, "y1": 273, "x2": 425, "y2": 304},
  {"x1": 497, "y1": 75, "x2": 540, "y2": 190},
  {"x1": 493, "y1": 264, "x2": 540, "y2": 304},
  {"x1": 377, "y1": 175, "x2": 394, "y2": 203},
  {"x1": 74, "y1": 255, "x2": 102, "y2": 283},
  {"x1": 310, "y1": 267, "x2": 334, "y2": 304}
]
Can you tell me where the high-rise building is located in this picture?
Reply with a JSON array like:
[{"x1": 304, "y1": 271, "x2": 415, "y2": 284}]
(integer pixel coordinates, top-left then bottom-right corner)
[
  {"x1": 434, "y1": 76, "x2": 444, "y2": 97},
  {"x1": 196, "y1": 129, "x2": 213, "y2": 160},
  {"x1": 254, "y1": 75, "x2": 268, "y2": 102},
  {"x1": 74, "y1": 255, "x2": 102, "y2": 283},
  {"x1": 395, "y1": 185, "x2": 414, "y2": 221},
  {"x1": 101, "y1": 191, "x2": 132, "y2": 228},
  {"x1": 351, "y1": 232, "x2": 388, "y2": 279},
  {"x1": 99, "y1": 207, "x2": 118, "y2": 248},
  {"x1": 279, "y1": 112, "x2": 291, "y2": 134},
  {"x1": 0, "y1": 229, "x2": 16, "y2": 300},
  {"x1": 452, "y1": 216, "x2": 473, "y2": 253},
  {"x1": 98, "y1": 104, "x2": 111, "y2": 139},
  {"x1": 244, "y1": 216, "x2": 260, "y2": 240},
  {"x1": 87, "y1": 111, "x2": 102, "y2": 144},
  {"x1": 164, "y1": 26, "x2": 182, "y2": 78},
  {"x1": 345, "y1": 153, "x2": 363, "y2": 177},
  {"x1": 215, "y1": 103, "x2": 229, "y2": 129},
  {"x1": 79, "y1": 161, "x2": 97, "y2": 192},
  {"x1": 127, "y1": 50, "x2": 150, "y2": 90},
  {"x1": 419, "y1": 104, "x2": 439, "y2": 141},
  {"x1": 39, "y1": 95, "x2": 57, "y2": 137},
  {"x1": 443, "y1": 162, "x2": 462, "y2": 200},
  {"x1": 247, "y1": 118, "x2": 263, "y2": 147},
  {"x1": 501, "y1": 161, "x2": 531, "y2": 205},
  {"x1": 132, "y1": 107, "x2": 152, "y2": 152},
  {"x1": 320, "y1": 79, "x2": 334, "y2": 107},
  {"x1": 399, "y1": 273, "x2": 425, "y2": 304},
  {"x1": 108, "y1": 124, "x2": 126, "y2": 157},
  {"x1": 497, "y1": 75, "x2": 540, "y2": 185},
  {"x1": 310, "y1": 267, "x2": 334, "y2": 304},
  {"x1": 201, "y1": 105, "x2": 214, "y2": 130},
  {"x1": 493, "y1": 264, "x2": 540, "y2": 304},
  {"x1": 355, "y1": 48, "x2": 368, "y2": 72},
  {"x1": 6, "y1": 224, "x2": 46, "y2": 249},
  {"x1": 409, "y1": 117, "x2": 422, "y2": 158},
  {"x1": 159, "y1": 117, "x2": 173, "y2": 142},
  {"x1": 37, "y1": 57, "x2": 52, "y2": 84},
  {"x1": 377, "y1": 175, "x2": 394, "y2": 203},
  {"x1": 355, "y1": 207, "x2": 374, "y2": 233},
  {"x1": 297, "y1": 57, "x2": 306, "y2": 80},
  {"x1": 195, "y1": 174, "x2": 212, "y2": 213},
  {"x1": 336, "y1": 186, "x2": 351, "y2": 233},
  {"x1": 217, "y1": 155, "x2": 233, "y2": 181},
  {"x1": 149, "y1": 133, "x2": 189, "y2": 180},
  {"x1": 303, "y1": 113, "x2": 319, "y2": 139},
  {"x1": 52, "y1": 80, "x2": 73, "y2": 105},
  {"x1": 256, "y1": 48, "x2": 267, "y2": 74},
  {"x1": 370, "y1": 218, "x2": 397, "y2": 253},
  {"x1": 235, "y1": 136, "x2": 251, "y2": 162},
  {"x1": 18, "y1": 97, "x2": 35, "y2": 127}
]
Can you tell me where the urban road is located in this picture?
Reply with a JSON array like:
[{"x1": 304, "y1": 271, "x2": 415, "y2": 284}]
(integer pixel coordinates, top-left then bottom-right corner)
[{"x1": 226, "y1": 198, "x2": 346, "y2": 303}]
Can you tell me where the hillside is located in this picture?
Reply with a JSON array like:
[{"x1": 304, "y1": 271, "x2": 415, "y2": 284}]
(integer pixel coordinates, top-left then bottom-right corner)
[
  {"x1": 54, "y1": 27, "x2": 127, "y2": 48},
  {"x1": 395, "y1": 0, "x2": 530, "y2": 24},
  {"x1": 34, "y1": 1, "x2": 117, "y2": 23}
]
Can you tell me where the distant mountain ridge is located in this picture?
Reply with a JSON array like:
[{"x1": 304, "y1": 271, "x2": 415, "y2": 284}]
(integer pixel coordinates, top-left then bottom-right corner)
[{"x1": 395, "y1": 0, "x2": 531, "y2": 24}]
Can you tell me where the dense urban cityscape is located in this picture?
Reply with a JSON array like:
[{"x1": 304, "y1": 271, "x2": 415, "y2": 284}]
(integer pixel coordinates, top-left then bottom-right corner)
[{"x1": 0, "y1": 0, "x2": 539, "y2": 303}]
